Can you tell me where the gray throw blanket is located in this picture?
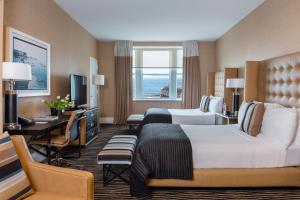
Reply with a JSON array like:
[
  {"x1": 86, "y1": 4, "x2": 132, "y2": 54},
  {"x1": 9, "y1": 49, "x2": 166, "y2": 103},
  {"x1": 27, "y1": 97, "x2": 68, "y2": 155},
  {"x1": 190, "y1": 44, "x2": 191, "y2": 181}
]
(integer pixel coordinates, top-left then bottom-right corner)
[
  {"x1": 143, "y1": 108, "x2": 172, "y2": 125},
  {"x1": 130, "y1": 123, "x2": 193, "y2": 198}
]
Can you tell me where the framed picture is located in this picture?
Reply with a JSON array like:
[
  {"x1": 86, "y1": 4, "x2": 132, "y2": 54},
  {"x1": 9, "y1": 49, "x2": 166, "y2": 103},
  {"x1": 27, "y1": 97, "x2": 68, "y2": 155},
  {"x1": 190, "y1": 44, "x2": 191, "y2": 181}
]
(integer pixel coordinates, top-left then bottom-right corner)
[{"x1": 6, "y1": 27, "x2": 51, "y2": 97}]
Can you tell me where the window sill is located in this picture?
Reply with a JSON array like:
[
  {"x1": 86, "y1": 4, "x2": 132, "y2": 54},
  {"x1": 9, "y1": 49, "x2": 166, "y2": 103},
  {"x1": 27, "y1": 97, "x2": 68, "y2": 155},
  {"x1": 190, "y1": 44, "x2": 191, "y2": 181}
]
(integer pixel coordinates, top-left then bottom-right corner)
[{"x1": 133, "y1": 99, "x2": 182, "y2": 102}]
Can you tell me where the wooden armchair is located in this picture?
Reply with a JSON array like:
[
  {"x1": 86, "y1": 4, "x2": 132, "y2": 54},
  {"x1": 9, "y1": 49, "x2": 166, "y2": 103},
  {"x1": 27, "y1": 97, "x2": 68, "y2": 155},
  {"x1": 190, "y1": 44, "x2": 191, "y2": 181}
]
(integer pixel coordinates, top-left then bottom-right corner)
[{"x1": 11, "y1": 135, "x2": 94, "y2": 200}]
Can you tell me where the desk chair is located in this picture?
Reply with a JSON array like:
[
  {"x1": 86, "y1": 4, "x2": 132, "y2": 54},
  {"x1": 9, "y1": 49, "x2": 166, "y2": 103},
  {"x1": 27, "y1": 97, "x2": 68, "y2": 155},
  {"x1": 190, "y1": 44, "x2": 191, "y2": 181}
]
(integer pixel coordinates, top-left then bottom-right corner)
[
  {"x1": 10, "y1": 135, "x2": 94, "y2": 200},
  {"x1": 31, "y1": 110, "x2": 86, "y2": 166}
]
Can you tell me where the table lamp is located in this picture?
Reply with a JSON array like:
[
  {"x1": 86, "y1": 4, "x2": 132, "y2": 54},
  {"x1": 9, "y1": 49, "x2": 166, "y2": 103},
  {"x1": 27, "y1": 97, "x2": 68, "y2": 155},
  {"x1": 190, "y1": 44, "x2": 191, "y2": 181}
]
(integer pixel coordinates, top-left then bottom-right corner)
[
  {"x1": 2, "y1": 62, "x2": 32, "y2": 130},
  {"x1": 226, "y1": 78, "x2": 244, "y2": 116}
]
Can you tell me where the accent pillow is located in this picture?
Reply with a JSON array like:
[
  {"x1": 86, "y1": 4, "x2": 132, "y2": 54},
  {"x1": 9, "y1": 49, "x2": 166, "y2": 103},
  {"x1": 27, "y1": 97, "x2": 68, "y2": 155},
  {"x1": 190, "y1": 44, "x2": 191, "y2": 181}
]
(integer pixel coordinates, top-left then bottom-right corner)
[
  {"x1": 239, "y1": 103, "x2": 265, "y2": 136},
  {"x1": 208, "y1": 96, "x2": 223, "y2": 113},
  {"x1": 260, "y1": 107, "x2": 298, "y2": 147},
  {"x1": 238, "y1": 102, "x2": 252, "y2": 128},
  {"x1": 0, "y1": 132, "x2": 34, "y2": 200},
  {"x1": 199, "y1": 96, "x2": 210, "y2": 112}
]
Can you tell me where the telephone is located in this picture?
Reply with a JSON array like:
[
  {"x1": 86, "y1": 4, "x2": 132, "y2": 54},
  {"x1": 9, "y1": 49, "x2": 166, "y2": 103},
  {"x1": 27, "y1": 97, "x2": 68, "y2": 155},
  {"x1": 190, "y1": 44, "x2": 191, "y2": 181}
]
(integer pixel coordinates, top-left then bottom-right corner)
[{"x1": 18, "y1": 116, "x2": 35, "y2": 126}]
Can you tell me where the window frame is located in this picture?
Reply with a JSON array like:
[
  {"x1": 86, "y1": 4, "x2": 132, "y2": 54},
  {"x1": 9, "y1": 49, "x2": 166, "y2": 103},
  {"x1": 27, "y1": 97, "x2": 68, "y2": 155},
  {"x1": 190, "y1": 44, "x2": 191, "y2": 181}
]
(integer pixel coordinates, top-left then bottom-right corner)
[{"x1": 132, "y1": 46, "x2": 183, "y2": 101}]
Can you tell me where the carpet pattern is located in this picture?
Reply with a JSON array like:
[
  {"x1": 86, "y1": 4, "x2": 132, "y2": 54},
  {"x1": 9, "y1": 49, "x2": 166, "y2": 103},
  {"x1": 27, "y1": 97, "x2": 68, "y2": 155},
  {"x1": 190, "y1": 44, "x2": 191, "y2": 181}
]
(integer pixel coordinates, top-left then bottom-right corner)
[{"x1": 67, "y1": 125, "x2": 300, "y2": 200}]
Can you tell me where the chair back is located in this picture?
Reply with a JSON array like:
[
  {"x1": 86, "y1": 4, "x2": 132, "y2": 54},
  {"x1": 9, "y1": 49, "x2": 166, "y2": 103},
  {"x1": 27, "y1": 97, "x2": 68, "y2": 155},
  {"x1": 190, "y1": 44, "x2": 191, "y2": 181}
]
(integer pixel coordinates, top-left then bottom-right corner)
[{"x1": 65, "y1": 110, "x2": 85, "y2": 142}]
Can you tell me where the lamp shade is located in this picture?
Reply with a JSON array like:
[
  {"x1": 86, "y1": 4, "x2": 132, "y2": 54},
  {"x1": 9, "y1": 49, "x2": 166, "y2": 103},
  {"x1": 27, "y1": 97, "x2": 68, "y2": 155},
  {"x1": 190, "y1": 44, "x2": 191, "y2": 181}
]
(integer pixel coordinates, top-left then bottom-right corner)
[
  {"x1": 3, "y1": 62, "x2": 32, "y2": 81},
  {"x1": 93, "y1": 74, "x2": 105, "y2": 86},
  {"x1": 226, "y1": 78, "x2": 244, "y2": 88}
]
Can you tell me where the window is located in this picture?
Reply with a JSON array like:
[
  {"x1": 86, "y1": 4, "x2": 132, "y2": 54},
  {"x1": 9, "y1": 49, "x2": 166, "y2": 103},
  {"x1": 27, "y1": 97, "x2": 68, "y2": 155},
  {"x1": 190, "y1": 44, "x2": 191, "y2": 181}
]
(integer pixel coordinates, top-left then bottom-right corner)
[{"x1": 132, "y1": 46, "x2": 183, "y2": 100}]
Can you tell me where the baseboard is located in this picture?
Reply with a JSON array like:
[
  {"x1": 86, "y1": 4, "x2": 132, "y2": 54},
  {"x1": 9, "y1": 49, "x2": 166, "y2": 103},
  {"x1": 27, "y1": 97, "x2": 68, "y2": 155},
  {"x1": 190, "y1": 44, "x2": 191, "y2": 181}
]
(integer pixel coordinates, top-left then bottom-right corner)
[{"x1": 100, "y1": 117, "x2": 114, "y2": 124}]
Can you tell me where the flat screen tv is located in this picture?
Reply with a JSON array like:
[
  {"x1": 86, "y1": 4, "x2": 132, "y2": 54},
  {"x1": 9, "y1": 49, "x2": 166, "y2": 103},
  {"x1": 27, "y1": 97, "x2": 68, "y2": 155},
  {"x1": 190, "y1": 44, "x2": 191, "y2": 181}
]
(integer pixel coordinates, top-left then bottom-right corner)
[{"x1": 70, "y1": 74, "x2": 87, "y2": 108}]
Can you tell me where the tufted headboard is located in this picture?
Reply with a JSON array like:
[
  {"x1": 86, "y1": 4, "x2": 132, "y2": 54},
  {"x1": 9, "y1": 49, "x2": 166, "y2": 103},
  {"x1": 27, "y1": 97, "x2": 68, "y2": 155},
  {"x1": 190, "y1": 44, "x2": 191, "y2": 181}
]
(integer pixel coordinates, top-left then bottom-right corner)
[
  {"x1": 214, "y1": 72, "x2": 225, "y2": 97},
  {"x1": 245, "y1": 52, "x2": 300, "y2": 108},
  {"x1": 206, "y1": 68, "x2": 238, "y2": 111}
]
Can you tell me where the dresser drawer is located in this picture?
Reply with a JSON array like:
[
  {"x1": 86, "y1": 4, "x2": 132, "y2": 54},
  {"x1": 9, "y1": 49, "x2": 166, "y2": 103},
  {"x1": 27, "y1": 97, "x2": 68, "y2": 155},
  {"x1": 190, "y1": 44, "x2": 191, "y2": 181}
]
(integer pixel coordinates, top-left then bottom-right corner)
[
  {"x1": 86, "y1": 110, "x2": 98, "y2": 129},
  {"x1": 86, "y1": 127, "x2": 98, "y2": 141}
]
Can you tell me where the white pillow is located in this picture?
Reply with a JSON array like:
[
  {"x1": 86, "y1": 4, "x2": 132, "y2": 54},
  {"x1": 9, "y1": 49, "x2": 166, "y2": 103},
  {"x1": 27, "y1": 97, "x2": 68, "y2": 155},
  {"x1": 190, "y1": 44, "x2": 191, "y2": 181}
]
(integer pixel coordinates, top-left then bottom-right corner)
[
  {"x1": 208, "y1": 96, "x2": 223, "y2": 113},
  {"x1": 289, "y1": 109, "x2": 300, "y2": 148},
  {"x1": 260, "y1": 106, "x2": 297, "y2": 147}
]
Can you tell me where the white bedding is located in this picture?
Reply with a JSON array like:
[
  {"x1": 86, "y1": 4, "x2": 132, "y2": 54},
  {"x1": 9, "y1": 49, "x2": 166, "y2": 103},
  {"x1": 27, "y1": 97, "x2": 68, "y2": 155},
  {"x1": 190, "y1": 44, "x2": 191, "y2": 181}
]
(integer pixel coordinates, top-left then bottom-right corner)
[
  {"x1": 181, "y1": 124, "x2": 287, "y2": 169},
  {"x1": 168, "y1": 109, "x2": 216, "y2": 125}
]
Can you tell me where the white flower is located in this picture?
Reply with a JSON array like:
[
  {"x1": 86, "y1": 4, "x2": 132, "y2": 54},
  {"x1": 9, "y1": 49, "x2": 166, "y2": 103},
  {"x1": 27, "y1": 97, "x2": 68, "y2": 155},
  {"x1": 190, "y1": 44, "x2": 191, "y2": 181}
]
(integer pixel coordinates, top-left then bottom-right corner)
[
  {"x1": 41, "y1": 99, "x2": 45, "y2": 103},
  {"x1": 62, "y1": 109, "x2": 65, "y2": 113},
  {"x1": 57, "y1": 96, "x2": 61, "y2": 99}
]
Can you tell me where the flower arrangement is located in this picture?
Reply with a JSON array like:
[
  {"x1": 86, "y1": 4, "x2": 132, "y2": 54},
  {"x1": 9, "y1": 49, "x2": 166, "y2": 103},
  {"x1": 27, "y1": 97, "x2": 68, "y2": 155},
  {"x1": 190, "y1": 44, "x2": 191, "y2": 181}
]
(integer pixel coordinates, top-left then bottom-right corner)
[{"x1": 42, "y1": 94, "x2": 74, "y2": 115}]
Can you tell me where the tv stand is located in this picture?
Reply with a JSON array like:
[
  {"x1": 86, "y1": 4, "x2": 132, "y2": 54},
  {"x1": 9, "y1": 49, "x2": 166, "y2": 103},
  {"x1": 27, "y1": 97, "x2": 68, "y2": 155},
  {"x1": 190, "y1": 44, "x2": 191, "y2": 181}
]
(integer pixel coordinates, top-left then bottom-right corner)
[{"x1": 64, "y1": 107, "x2": 99, "y2": 146}]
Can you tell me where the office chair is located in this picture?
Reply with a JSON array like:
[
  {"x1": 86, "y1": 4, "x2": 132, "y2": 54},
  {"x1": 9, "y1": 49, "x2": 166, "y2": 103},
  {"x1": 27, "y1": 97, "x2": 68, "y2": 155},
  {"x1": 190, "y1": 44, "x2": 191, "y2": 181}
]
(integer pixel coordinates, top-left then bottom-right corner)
[{"x1": 31, "y1": 110, "x2": 86, "y2": 166}]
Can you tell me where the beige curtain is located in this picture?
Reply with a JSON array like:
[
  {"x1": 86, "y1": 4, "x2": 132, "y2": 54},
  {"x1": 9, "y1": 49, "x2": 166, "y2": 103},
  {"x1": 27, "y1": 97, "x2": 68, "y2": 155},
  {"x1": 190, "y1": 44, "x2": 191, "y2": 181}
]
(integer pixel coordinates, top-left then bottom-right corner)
[
  {"x1": 114, "y1": 41, "x2": 133, "y2": 124},
  {"x1": 182, "y1": 41, "x2": 201, "y2": 109}
]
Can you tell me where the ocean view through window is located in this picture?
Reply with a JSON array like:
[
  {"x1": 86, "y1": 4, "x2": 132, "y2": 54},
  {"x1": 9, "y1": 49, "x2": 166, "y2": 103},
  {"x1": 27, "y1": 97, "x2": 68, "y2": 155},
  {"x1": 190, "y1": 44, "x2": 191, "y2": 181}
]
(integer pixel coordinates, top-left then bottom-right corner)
[{"x1": 132, "y1": 46, "x2": 183, "y2": 100}]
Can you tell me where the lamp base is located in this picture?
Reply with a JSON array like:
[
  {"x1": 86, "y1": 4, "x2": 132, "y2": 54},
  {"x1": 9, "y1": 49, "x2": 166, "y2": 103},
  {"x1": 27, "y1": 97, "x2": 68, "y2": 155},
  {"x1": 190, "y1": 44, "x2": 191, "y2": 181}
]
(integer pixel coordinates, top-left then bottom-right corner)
[
  {"x1": 232, "y1": 92, "x2": 240, "y2": 116},
  {"x1": 4, "y1": 123, "x2": 21, "y2": 130}
]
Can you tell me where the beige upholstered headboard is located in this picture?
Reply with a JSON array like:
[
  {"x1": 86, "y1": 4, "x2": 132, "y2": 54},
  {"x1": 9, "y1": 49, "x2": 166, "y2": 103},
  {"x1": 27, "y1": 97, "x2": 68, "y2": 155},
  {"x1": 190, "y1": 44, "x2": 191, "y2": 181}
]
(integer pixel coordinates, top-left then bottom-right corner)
[
  {"x1": 245, "y1": 52, "x2": 300, "y2": 108},
  {"x1": 214, "y1": 72, "x2": 225, "y2": 97},
  {"x1": 206, "y1": 68, "x2": 238, "y2": 111}
]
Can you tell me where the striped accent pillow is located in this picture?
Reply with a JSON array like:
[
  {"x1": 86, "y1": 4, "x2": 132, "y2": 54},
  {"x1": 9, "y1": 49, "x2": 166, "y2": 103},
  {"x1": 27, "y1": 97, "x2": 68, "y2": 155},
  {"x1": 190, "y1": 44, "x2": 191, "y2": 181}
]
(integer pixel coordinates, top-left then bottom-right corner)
[
  {"x1": 0, "y1": 132, "x2": 33, "y2": 200},
  {"x1": 238, "y1": 102, "x2": 265, "y2": 136},
  {"x1": 199, "y1": 96, "x2": 210, "y2": 112}
]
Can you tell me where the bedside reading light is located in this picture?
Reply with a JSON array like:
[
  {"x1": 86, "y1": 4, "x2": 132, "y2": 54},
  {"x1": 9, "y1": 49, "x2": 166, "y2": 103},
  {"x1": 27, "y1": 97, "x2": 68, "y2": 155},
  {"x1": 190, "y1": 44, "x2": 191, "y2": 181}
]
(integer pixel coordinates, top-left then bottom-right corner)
[{"x1": 2, "y1": 62, "x2": 32, "y2": 130}]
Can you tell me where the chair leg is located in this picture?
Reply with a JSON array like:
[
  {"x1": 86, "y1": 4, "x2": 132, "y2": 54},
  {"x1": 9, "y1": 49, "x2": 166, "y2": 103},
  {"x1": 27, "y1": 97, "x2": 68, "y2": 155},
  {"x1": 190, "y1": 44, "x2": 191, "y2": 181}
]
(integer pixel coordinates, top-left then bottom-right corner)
[{"x1": 78, "y1": 133, "x2": 81, "y2": 158}]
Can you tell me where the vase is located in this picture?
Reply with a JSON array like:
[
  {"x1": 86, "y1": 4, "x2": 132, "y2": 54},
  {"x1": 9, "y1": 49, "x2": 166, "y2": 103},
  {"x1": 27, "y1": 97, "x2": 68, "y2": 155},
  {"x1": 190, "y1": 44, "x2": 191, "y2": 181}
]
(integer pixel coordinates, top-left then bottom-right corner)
[{"x1": 50, "y1": 108, "x2": 58, "y2": 116}]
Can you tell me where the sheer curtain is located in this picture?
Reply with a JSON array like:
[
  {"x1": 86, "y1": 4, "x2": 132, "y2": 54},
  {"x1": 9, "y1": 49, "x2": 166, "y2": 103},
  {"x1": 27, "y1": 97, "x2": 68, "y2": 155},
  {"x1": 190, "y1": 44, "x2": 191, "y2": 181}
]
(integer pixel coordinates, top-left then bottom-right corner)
[
  {"x1": 114, "y1": 41, "x2": 133, "y2": 124},
  {"x1": 182, "y1": 41, "x2": 201, "y2": 109}
]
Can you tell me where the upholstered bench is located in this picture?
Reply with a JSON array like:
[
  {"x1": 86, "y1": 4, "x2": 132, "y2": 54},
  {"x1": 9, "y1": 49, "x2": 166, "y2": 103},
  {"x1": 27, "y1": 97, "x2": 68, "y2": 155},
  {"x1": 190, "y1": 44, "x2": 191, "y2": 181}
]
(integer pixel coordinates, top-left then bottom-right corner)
[
  {"x1": 97, "y1": 135, "x2": 137, "y2": 185},
  {"x1": 127, "y1": 114, "x2": 144, "y2": 132}
]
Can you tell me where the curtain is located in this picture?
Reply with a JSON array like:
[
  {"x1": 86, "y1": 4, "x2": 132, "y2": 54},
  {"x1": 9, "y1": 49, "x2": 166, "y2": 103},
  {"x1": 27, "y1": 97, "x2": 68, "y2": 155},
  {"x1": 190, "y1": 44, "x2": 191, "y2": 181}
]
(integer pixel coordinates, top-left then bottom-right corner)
[
  {"x1": 182, "y1": 41, "x2": 201, "y2": 109},
  {"x1": 114, "y1": 41, "x2": 133, "y2": 124}
]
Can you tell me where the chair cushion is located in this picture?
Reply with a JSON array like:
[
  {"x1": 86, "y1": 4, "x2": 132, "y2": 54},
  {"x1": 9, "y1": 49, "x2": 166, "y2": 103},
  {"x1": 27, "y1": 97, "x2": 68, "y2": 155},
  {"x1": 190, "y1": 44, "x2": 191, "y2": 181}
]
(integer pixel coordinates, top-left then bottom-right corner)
[
  {"x1": 127, "y1": 114, "x2": 144, "y2": 125},
  {"x1": 0, "y1": 132, "x2": 34, "y2": 200},
  {"x1": 24, "y1": 192, "x2": 82, "y2": 200},
  {"x1": 31, "y1": 135, "x2": 68, "y2": 147}
]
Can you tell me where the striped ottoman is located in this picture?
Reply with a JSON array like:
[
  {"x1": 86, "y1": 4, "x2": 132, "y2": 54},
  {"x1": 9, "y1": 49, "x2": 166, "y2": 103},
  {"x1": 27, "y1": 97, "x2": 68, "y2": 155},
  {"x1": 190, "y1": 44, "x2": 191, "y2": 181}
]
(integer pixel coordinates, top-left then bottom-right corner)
[{"x1": 97, "y1": 135, "x2": 137, "y2": 185}]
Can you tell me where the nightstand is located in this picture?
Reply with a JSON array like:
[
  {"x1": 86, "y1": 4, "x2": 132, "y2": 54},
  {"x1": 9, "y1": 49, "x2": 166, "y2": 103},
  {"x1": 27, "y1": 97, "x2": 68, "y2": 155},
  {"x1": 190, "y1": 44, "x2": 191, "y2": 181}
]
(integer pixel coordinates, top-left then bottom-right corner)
[{"x1": 216, "y1": 113, "x2": 237, "y2": 125}]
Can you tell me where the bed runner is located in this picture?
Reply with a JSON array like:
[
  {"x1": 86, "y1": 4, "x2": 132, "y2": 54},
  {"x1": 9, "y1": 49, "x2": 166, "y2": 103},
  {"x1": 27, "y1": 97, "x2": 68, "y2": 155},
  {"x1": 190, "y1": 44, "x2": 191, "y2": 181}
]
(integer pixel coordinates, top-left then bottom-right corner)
[
  {"x1": 130, "y1": 123, "x2": 193, "y2": 197},
  {"x1": 143, "y1": 108, "x2": 172, "y2": 125}
]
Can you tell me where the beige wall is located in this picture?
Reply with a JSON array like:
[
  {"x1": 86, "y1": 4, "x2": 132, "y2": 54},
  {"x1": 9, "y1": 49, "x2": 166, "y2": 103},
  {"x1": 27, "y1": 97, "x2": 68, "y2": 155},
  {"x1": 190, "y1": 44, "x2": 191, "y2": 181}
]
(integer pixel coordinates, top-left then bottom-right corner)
[
  {"x1": 98, "y1": 41, "x2": 216, "y2": 118},
  {"x1": 0, "y1": 0, "x2": 3, "y2": 132},
  {"x1": 216, "y1": 0, "x2": 300, "y2": 71},
  {"x1": 4, "y1": 0, "x2": 98, "y2": 117}
]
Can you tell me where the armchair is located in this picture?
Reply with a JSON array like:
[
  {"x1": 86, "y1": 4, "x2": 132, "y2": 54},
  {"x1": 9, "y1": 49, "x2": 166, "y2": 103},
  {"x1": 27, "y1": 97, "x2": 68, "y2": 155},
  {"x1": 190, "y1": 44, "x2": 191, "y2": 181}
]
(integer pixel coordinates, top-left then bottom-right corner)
[{"x1": 11, "y1": 135, "x2": 94, "y2": 200}]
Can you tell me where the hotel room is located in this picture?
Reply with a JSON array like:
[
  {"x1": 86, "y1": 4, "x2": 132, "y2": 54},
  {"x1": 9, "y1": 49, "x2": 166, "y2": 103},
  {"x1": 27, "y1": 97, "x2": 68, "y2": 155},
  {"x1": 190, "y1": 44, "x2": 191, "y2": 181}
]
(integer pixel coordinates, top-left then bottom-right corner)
[{"x1": 1, "y1": 0, "x2": 300, "y2": 199}]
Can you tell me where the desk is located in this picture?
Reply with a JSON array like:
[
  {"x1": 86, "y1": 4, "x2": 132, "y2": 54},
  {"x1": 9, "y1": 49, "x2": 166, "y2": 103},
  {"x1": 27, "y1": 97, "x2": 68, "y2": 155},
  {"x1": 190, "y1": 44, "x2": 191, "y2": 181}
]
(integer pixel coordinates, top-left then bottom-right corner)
[{"x1": 5, "y1": 117, "x2": 69, "y2": 164}]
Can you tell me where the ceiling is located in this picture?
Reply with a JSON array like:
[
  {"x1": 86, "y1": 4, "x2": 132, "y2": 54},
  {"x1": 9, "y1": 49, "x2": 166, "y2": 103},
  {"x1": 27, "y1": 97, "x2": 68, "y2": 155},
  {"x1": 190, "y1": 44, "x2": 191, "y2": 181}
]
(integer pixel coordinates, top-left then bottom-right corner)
[{"x1": 54, "y1": 0, "x2": 265, "y2": 41}]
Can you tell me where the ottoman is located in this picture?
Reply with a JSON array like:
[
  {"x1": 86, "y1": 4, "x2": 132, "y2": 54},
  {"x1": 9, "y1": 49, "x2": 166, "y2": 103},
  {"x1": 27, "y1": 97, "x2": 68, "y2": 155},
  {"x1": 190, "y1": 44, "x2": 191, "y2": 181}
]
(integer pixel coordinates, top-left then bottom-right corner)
[
  {"x1": 126, "y1": 114, "x2": 144, "y2": 131},
  {"x1": 97, "y1": 135, "x2": 137, "y2": 185}
]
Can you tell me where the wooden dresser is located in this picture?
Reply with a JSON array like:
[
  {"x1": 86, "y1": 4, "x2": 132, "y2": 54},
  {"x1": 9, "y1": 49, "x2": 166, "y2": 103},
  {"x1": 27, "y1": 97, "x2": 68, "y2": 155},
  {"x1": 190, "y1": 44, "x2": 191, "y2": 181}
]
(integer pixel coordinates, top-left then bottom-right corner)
[
  {"x1": 64, "y1": 107, "x2": 99, "y2": 146},
  {"x1": 84, "y1": 107, "x2": 99, "y2": 145}
]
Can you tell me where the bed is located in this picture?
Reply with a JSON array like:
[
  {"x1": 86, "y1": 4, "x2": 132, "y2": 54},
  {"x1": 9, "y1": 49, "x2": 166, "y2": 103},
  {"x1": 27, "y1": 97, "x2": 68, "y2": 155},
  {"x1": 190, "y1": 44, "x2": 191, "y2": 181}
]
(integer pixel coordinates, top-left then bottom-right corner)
[
  {"x1": 131, "y1": 122, "x2": 300, "y2": 197},
  {"x1": 130, "y1": 52, "x2": 300, "y2": 197},
  {"x1": 140, "y1": 68, "x2": 238, "y2": 125},
  {"x1": 143, "y1": 107, "x2": 218, "y2": 125}
]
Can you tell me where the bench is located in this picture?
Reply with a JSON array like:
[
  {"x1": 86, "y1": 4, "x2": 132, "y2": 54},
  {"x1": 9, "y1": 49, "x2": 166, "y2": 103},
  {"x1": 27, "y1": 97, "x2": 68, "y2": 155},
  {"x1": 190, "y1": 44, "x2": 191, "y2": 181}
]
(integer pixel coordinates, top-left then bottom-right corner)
[
  {"x1": 97, "y1": 135, "x2": 137, "y2": 185},
  {"x1": 126, "y1": 114, "x2": 144, "y2": 131}
]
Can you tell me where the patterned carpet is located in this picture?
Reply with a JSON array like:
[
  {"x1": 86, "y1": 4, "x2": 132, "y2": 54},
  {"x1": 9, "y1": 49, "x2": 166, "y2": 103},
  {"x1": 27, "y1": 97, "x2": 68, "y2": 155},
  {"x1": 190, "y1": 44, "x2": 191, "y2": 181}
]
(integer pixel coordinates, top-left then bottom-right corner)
[{"x1": 67, "y1": 125, "x2": 300, "y2": 200}]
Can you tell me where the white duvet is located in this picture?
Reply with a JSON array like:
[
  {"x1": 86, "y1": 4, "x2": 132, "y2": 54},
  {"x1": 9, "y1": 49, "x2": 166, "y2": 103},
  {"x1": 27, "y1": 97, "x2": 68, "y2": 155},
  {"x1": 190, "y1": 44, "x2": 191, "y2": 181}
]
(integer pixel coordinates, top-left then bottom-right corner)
[
  {"x1": 168, "y1": 109, "x2": 216, "y2": 125},
  {"x1": 181, "y1": 124, "x2": 287, "y2": 169}
]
